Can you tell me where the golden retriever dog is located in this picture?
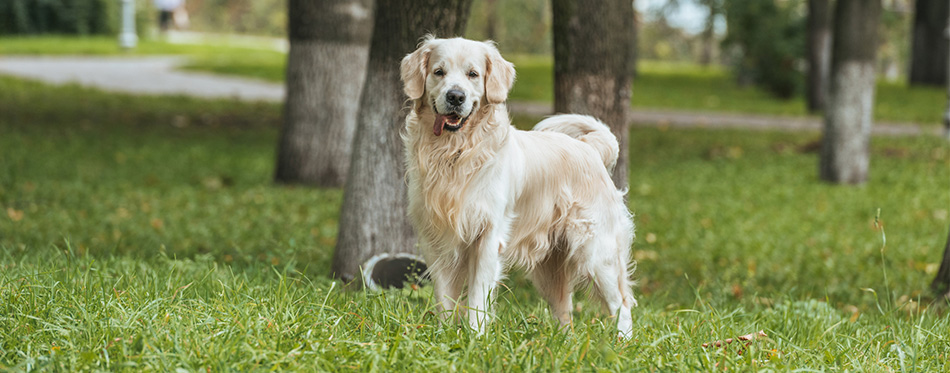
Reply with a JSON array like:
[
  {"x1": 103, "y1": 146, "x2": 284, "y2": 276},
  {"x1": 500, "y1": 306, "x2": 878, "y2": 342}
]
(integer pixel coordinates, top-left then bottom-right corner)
[{"x1": 400, "y1": 36, "x2": 637, "y2": 338}]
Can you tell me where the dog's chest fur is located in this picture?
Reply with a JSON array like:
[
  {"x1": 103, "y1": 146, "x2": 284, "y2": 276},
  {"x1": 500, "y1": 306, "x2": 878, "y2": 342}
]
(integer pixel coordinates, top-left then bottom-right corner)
[{"x1": 405, "y1": 107, "x2": 511, "y2": 246}]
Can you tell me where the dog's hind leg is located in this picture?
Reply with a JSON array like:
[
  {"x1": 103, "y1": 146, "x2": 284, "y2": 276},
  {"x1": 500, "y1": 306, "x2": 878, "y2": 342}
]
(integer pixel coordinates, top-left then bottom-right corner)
[
  {"x1": 587, "y1": 239, "x2": 637, "y2": 339},
  {"x1": 529, "y1": 251, "x2": 575, "y2": 328}
]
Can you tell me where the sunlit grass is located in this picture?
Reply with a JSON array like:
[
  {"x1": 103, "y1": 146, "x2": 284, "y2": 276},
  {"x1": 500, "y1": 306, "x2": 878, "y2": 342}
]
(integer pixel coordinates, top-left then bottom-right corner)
[{"x1": 1, "y1": 76, "x2": 949, "y2": 370}]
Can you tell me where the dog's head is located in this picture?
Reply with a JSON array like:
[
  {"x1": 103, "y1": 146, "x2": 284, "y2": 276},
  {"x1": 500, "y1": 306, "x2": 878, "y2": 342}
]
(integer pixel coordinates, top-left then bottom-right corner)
[{"x1": 401, "y1": 36, "x2": 515, "y2": 136}]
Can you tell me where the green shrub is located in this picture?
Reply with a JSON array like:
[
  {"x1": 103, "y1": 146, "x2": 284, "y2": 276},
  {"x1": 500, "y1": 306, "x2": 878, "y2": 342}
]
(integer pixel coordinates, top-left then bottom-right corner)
[
  {"x1": 722, "y1": 0, "x2": 805, "y2": 99},
  {"x1": 0, "y1": 0, "x2": 122, "y2": 36}
]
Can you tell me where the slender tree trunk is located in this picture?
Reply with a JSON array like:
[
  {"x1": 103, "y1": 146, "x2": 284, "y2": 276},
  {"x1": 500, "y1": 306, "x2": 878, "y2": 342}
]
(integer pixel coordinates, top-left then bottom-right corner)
[
  {"x1": 632, "y1": 5, "x2": 639, "y2": 78},
  {"x1": 331, "y1": 0, "x2": 472, "y2": 286},
  {"x1": 945, "y1": 25, "x2": 950, "y2": 140},
  {"x1": 552, "y1": 0, "x2": 634, "y2": 189},
  {"x1": 806, "y1": 0, "x2": 832, "y2": 113},
  {"x1": 909, "y1": 0, "x2": 949, "y2": 86},
  {"x1": 931, "y1": 225, "x2": 950, "y2": 298},
  {"x1": 699, "y1": 7, "x2": 716, "y2": 66},
  {"x1": 819, "y1": 0, "x2": 880, "y2": 185},
  {"x1": 275, "y1": 0, "x2": 372, "y2": 187},
  {"x1": 484, "y1": 0, "x2": 498, "y2": 41}
]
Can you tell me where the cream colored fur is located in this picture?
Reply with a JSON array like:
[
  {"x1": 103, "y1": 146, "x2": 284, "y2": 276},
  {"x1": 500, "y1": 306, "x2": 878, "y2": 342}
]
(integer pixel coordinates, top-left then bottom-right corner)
[{"x1": 401, "y1": 36, "x2": 637, "y2": 339}]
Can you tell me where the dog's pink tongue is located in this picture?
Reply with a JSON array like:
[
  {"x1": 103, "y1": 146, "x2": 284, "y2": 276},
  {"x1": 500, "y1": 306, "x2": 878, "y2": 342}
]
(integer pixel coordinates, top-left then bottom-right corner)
[{"x1": 433, "y1": 114, "x2": 446, "y2": 136}]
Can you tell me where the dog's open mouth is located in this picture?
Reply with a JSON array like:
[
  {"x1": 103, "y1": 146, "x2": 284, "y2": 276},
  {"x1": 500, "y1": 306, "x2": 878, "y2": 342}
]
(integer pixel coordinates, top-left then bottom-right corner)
[{"x1": 433, "y1": 112, "x2": 469, "y2": 136}]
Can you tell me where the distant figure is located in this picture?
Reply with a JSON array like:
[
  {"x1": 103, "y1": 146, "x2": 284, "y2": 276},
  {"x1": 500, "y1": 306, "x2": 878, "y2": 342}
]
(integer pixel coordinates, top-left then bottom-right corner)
[{"x1": 154, "y1": 0, "x2": 185, "y2": 32}]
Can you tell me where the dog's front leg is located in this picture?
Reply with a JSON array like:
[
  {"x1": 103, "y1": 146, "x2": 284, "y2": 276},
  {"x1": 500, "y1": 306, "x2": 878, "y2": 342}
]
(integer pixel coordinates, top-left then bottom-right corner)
[
  {"x1": 466, "y1": 231, "x2": 505, "y2": 334},
  {"x1": 430, "y1": 264, "x2": 464, "y2": 322}
]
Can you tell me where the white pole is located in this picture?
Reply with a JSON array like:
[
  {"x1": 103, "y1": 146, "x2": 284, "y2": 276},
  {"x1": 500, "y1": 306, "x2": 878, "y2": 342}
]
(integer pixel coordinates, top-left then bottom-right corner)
[{"x1": 119, "y1": 0, "x2": 138, "y2": 49}]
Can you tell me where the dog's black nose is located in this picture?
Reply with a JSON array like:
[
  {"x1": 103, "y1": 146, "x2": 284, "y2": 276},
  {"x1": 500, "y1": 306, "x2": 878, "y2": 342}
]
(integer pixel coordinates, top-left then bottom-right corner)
[{"x1": 446, "y1": 90, "x2": 466, "y2": 106}]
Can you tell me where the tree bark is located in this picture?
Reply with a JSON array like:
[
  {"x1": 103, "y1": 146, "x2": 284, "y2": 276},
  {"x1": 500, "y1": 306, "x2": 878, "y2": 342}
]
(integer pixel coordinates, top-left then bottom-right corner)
[
  {"x1": 632, "y1": 5, "x2": 639, "y2": 78},
  {"x1": 699, "y1": 19, "x2": 714, "y2": 66},
  {"x1": 275, "y1": 0, "x2": 372, "y2": 187},
  {"x1": 552, "y1": 0, "x2": 634, "y2": 189},
  {"x1": 484, "y1": 0, "x2": 498, "y2": 41},
  {"x1": 819, "y1": 0, "x2": 880, "y2": 185},
  {"x1": 931, "y1": 225, "x2": 950, "y2": 298},
  {"x1": 806, "y1": 0, "x2": 832, "y2": 113},
  {"x1": 909, "y1": 0, "x2": 949, "y2": 87},
  {"x1": 331, "y1": 0, "x2": 472, "y2": 286},
  {"x1": 698, "y1": 0, "x2": 720, "y2": 66}
]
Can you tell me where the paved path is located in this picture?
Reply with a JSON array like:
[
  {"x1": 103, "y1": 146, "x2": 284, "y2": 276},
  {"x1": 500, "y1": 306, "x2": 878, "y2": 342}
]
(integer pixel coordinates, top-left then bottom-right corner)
[
  {"x1": 0, "y1": 56, "x2": 283, "y2": 101},
  {"x1": 0, "y1": 55, "x2": 943, "y2": 137}
]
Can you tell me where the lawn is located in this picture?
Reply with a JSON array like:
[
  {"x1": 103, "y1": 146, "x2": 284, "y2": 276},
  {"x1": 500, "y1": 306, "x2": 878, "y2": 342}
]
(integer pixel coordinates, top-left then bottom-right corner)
[
  {"x1": 1, "y1": 75, "x2": 949, "y2": 370},
  {"x1": 2, "y1": 36, "x2": 945, "y2": 124}
]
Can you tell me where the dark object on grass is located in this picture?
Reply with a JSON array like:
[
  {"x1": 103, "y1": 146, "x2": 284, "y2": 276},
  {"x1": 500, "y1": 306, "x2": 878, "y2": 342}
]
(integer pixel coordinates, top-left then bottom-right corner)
[
  {"x1": 361, "y1": 253, "x2": 429, "y2": 290},
  {"x1": 930, "y1": 225, "x2": 950, "y2": 299}
]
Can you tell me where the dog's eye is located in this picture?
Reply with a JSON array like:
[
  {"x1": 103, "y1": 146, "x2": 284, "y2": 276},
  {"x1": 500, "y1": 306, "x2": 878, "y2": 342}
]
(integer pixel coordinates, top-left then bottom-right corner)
[
  {"x1": 434, "y1": 68, "x2": 445, "y2": 77},
  {"x1": 468, "y1": 70, "x2": 478, "y2": 78}
]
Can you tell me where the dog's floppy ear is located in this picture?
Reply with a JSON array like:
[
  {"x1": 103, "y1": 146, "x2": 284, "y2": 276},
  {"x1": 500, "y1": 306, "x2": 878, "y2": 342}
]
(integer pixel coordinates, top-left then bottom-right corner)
[
  {"x1": 400, "y1": 36, "x2": 435, "y2": 100},
  {"x1": 483, "y1": 41, "x2": 515, "y2": 104}
]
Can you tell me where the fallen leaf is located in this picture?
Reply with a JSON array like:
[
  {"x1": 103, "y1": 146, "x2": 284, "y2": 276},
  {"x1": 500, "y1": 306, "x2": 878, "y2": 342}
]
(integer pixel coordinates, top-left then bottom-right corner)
[
  {"x1": 702, "y1": 330, "x2": 767, "y2": 349},
  {"x1": 6, "y1": 208, "x2": 23, "y2": 222},
  {"x1": 645, "y1": 232, "x2": 657, "y2": 244}
]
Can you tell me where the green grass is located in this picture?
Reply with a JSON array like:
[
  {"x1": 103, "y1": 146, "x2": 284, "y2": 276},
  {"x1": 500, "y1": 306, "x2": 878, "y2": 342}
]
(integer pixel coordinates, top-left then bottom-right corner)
[
  {"x1": 2, "y1": 73, "x2": 950, "y2": 369},
  {"x1": 508, "y1": 55, "x2": 947, "y2": 124},
  {"x1": 4, "y1": 36, "x2": 944, "y2": 124}
]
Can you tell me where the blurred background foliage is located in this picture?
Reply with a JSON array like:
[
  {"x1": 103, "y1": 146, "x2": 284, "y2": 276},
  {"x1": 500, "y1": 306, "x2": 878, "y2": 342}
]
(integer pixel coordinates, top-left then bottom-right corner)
[
  {"x1": 0, "y1": 0, "x2": 151, "y2": 35},
  {"x1": 183, "y1": 0, "x2": 286, "y2": 36},
  {"x1": 0, "y1": 0, "x2": 922, "y2": 99},
  {"x1": 721, "y1": 0, "x2": 805, "y2": 98}
]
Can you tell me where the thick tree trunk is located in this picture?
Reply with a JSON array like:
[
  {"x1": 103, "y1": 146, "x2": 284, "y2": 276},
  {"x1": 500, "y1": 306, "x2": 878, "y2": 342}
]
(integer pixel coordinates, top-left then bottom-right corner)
[
  {"x1": 552, "y1": 0, "x2": 634, "y2": 189},
  {"x1": 909, "y1": 0, "x2": 949, "y2": 86},
  {"x1": 819, "y1": 0, "x2": 880, "y2": 185},
  {"x1": 331, "y1": 0, "x2": 472, "y2": 286},
  {"x1": 931, "y1": 226, "x2": 950, "y2": 299},
  {"x1": 275, "y1": 0, "x2": 372, "y2": 187},
  {"x1": 806, "y1": 0, "x2": 832, "y2": 113}
]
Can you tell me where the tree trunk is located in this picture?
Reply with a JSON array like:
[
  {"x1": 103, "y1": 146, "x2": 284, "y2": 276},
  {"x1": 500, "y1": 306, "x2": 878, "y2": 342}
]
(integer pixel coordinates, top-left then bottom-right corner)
[
  {"x1": 699, "y1": 3, "x2": 717, "y2": 66},
  {"x1": 806, "y1": 0, "x2": 832, "y2": 113},
  {"x1": 331, "y1": 0, "x2": 472, "y2": 286},
  {"x1": 552, "y1": 0, "x2": 634, "y2": 189},
  {"x1": 819, "y1": 0, "x2": 880, "y2": 185},
  {"x1": 945, "y1": 29, "x2": 950, "y2": 140},
  {"x1": 632, "y1": 6, "x2": 639, "y2": 78},
  {"x1": 699, "y1": 24, "x2": 714, "y2": 66},
  {"x1": 931, "y1": 226, "x2": 950, "y2": 298},
  {"x1": 274, "y1": 0, "x2": 372, "y2": 187},
  {"x1": 909, "y1": 0, "x2": 949, "y2": 87},
  {"x1": 484, "y1": 0, "x2": 498, "y2": 41}
]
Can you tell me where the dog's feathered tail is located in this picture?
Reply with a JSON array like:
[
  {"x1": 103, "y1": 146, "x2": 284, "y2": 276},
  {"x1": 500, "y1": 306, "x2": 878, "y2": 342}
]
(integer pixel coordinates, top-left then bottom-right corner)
[{"x1": 532, "y1": 114, "x2": 620, "y2": 172}]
